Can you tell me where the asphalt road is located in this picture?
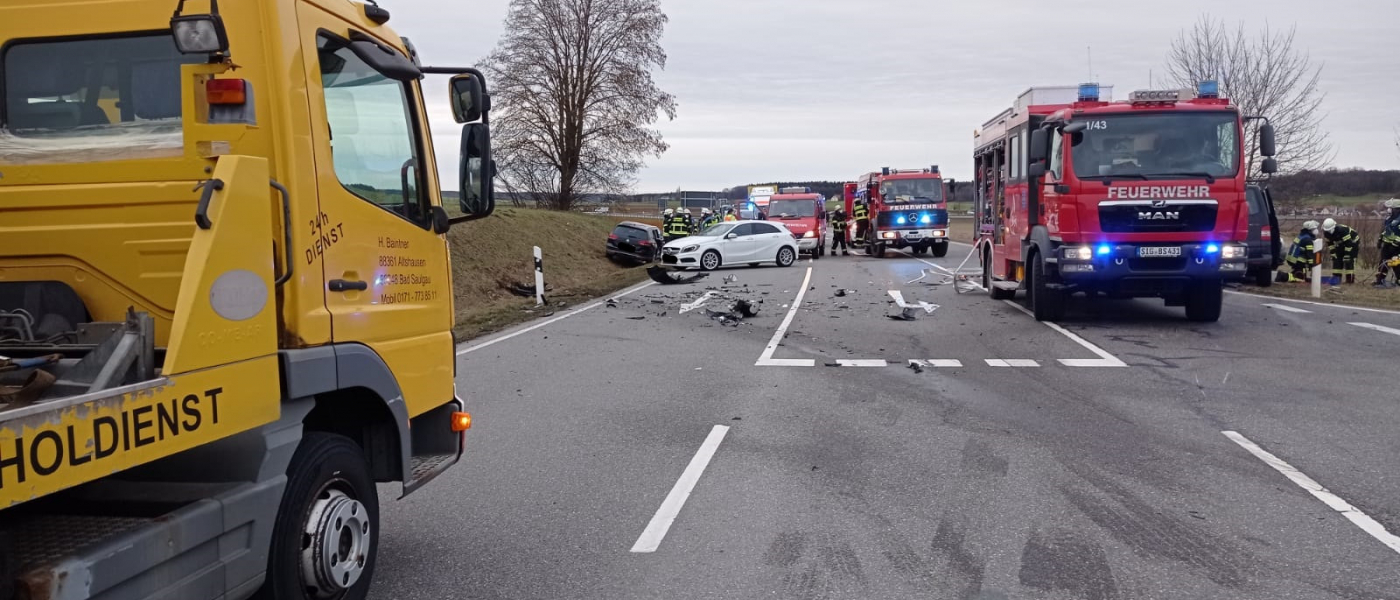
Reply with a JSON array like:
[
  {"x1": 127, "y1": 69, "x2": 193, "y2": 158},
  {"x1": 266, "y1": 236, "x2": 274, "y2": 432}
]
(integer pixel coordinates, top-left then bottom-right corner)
[{"x1": 375, "y1": 239, "x2": 1399, "y2": 600}]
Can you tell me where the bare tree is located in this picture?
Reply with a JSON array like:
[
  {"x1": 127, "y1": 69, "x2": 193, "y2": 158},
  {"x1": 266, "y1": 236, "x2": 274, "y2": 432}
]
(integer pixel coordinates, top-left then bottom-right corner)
[
  {"x1": 482, "y1": 0, "x2": 677, "y2": 211},
  {"x1": 1167, "y1": 16, "x2": 1334, "y2": 178}
]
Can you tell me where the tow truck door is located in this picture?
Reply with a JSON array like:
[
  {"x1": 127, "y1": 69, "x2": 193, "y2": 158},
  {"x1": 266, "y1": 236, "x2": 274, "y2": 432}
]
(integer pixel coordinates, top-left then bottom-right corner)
[{"x1": 297, "y1": 5, "x2": 455, "y2": 416}]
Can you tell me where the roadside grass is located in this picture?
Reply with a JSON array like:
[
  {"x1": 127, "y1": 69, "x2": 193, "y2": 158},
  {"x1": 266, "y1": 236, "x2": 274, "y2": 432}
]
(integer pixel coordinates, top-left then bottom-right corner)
[
  {"x1": 447, "y1": 207, "x2": 654, "y2": 340},
  {"x1": 1234, "y1": 279, "x2": 1400, "y2": 311}
]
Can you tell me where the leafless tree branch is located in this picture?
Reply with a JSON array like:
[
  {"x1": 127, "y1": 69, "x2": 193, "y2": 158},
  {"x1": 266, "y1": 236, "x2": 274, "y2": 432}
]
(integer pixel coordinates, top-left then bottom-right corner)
[
  {"x1": 482, "y1": 0, "x2": 677, "y2": 211},
  {"x1": 1166, "y1": 15, "x2": 1335, "y2": 183}
]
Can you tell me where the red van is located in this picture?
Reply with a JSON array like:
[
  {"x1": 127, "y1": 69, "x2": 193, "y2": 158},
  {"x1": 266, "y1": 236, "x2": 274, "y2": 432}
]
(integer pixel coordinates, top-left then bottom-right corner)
[{"x1": 766, "y1": 188, "x2": 829, "y2": 258}]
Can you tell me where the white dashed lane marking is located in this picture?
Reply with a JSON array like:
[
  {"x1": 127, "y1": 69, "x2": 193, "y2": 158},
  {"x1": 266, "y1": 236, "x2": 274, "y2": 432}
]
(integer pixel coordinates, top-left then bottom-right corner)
[
  {"x1": 1263, "y1": 303, "x2": 1312, "y2": 314},
  {"x1": 985, "y1": 359, "x2": 1040, "y2": 368},
  {"x1": 1349, "y1": 322, "x2": 1400, "y2": 337}
]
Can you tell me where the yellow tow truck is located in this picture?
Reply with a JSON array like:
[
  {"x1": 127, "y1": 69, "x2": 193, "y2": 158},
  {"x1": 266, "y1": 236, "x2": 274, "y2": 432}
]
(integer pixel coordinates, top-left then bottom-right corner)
[{"x1": 0, "y1": 1, "x2": 495, "y2": 598}]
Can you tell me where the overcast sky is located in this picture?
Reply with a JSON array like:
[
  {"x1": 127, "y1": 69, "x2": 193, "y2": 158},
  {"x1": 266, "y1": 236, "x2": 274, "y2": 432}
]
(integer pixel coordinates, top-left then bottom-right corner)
[{"x1": 391, "y1": 0, "x2": 1399, "y2": 192}]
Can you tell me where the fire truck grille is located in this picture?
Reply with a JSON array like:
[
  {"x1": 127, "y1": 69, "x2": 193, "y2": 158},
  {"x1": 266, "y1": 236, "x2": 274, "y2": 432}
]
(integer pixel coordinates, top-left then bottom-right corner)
[{"x1": 1099, "y1": 202, "x2": 1217, "y2": 233}]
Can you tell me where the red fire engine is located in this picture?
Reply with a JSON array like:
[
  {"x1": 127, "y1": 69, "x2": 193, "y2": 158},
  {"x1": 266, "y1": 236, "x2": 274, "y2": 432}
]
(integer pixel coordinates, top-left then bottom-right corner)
[
  {"x1": 767, "y1": 187, "x2": 829, "y2": 258},
  {"x1": 844, "y1": 166, "x2": 953, "y2": 258},
  {"x1": 972, "y1": 82, "x2": 1277, "y2": 322}
]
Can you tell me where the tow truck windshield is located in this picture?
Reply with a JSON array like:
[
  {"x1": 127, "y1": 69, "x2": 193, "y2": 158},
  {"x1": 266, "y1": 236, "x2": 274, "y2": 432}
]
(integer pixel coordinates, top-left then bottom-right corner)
[
  {"x1": 880, "y1": 178, "x2": 944, "y2": 202},
  {"x1": 767, "y1": 199, "x2": 818, "y2": 218},
  {"x1": 1070, "y1": 111, "x2": 1239, "y2": 179}
]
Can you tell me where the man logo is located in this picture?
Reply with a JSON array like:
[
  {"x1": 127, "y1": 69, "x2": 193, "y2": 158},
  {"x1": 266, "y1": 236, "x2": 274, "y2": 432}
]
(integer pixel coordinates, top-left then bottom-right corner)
[{"x1": 1138, "y1": 210, "x2": 1181, "y2": 220}]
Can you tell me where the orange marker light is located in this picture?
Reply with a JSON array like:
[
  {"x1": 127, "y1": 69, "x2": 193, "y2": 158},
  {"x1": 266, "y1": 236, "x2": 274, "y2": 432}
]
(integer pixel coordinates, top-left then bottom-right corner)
[
  {"x1": 206, "y1": 78, "x2": 247, "y2": 105},
  {"x1": 451, "y1": 411, "x2": 472, "y2": 432}
]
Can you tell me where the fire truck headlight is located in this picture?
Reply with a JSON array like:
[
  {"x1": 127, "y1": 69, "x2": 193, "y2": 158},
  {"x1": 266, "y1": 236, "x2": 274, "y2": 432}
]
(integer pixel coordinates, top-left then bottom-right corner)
[
  {"x1": 803, "y1": 230, "x2": 816, "y2": 238},
  {"x1": 1221, "y1": 244, "x2": 1247, "y2": 260},
  {"x1": 881, "y1": 232, "x2": 897, "y2": 240},
  {"x1": 1062, "y1": 246, "x2": 1093, "y2": 261}
]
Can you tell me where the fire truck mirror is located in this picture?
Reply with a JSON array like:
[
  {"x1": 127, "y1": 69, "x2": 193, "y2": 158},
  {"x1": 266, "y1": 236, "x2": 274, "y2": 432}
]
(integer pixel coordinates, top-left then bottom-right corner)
[
  {"x1": 1028, "y1": 129, "x2": 1049, "y2": 162},
  {"x1": 1062, "y1": 121, "x2": 1089, "y2": 134},
  {"x1": 1027, "y1": 162, "x2": 1047, "y2": 178},
  {"x1": 1261, "y1": 157, "x2": 1279, "y2": 175},
  {"x1": 1258, "y1": 123, "x2": 1277, "y2": 157}
]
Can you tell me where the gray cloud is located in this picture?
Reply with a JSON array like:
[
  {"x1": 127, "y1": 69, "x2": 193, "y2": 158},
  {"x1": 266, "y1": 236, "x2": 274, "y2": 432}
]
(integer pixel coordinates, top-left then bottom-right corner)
[{"x1": 387, "y1": 0, "x2": 1400, "y2": 191}]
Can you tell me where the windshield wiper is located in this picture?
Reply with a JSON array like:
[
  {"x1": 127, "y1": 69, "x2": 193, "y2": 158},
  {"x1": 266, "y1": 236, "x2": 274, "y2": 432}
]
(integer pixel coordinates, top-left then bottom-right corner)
[
  {"x1": 1079, "y1": 174, "x2": 1150, "y2": 185},
  {"x1": 1140, "y1": 172, "x2": 1217, "y2": 184}
]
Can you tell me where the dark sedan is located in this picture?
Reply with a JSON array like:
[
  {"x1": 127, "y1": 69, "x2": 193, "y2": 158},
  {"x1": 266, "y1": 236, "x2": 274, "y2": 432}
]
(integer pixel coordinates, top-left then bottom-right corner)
[{"x1": 606, "y1": 221, "x2": 664, "y2": 265}]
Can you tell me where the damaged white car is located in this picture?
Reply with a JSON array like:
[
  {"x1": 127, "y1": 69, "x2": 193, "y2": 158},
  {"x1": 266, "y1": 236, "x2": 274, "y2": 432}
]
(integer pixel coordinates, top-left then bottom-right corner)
[{"x1": 661, "y1": 221, "x2": 799, "y2": 271}]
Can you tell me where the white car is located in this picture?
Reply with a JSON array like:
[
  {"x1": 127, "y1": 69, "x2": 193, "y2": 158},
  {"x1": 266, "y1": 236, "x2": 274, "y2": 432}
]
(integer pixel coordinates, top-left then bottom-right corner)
[{"x1": 661, "y1": 221, "x2": 799, "y2": 270}]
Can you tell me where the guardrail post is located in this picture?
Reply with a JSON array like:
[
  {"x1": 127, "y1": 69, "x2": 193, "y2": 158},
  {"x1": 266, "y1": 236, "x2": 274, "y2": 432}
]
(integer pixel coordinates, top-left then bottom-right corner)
[
  {"x1": 534, "y1": 246, "x2": 545, "y2": 306},
  {"x1": 1311, "y1": 237, "x2": 1323, "y2": 298}
]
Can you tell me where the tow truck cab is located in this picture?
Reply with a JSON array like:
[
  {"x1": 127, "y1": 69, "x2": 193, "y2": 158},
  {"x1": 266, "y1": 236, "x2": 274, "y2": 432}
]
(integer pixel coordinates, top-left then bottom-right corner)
[
  {"x1": 767, "y1": 187, "x2": 828, "y2": 257},
  {"x1": 0, "y1": 1, "x2": 496, "y2": 598},
  {"x1": 973, "y1": 82, "x2": 1277, "y2": 321}
]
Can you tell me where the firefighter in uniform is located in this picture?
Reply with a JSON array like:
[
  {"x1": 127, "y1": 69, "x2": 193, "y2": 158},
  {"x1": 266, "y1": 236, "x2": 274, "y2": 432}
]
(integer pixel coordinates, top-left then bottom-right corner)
[
  {"x1": 852, "y1": 198, "x2": 870, "y2": 246},
  {"x1": 1377, "y1": 198, "x2": 1400, "y2": 287},
  {"x1": 666, "y1": 209, "x2": 692, "y2": 242},
  {"x1": 698, "y1": 207, "x2": 717, "y2": 230},
  {"x1": 1281, "y1": 220, "x2": 1320, "y2": 283},
  {"x1": 1321, "y1": 218, "x2": 1360, "y2": 284},
  {"x1": 830, "y1": 209, "x2": 850, "y2": 255},
  {"x1": 723, "y1": 207, "x2": 738, "y2": 222}
]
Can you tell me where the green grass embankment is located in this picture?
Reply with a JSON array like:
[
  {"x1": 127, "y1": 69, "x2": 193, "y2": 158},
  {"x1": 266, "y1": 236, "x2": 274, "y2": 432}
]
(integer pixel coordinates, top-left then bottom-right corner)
[{"x1": 447, "y1": 208, "x2": 662, "y2": 340}]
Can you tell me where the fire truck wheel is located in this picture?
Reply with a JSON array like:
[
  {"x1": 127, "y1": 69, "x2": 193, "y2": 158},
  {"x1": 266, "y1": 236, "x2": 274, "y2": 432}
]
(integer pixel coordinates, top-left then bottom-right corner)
[
  {"x1": 985, "y1": 252, "x2": 1016, "y2": 300},
  {"x1": 776, "y1": 246, "x2": 797, "y2": 267},
  {"x1": 872, "y1": 244, "x2": 886, "y2": 258},
  {"x1": 930, "y1": 242, "x2": 949, "y2": 258},
  {"x1": 1185, "y1": 282, "x2": 1223, "y2": 322},
  {"x1": 700, "y1": 250, "x2": 722, "y2": 271},
  {"x1": 1029, "y1": 254, "x2": 1065, "y2": 321},
  {"x1": 257, "y1": 432, "x2": 378, "y2": 600}
]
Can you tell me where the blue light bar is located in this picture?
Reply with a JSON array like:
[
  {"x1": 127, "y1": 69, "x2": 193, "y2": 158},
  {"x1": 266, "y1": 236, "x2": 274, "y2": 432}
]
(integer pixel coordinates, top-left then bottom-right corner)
[
  {"x1": 896, "y1": 216, "x2": 907, "y2": 225},
  {"x1": 1205, "y1": 243, "x2": 1220, "y2": 254},
  {"x1": 1198, "y1": 80, "x2": 1219, "y2": 98},
  {"x1": 1078, "y1": 83, "x2": 1100, "y2": 102},
  {"x1": 920, "y1": 214, "x2": 932, "y2": 224},
  {"x1": 1096, "y1": 244, "x2": 1112, "y2": 256}
]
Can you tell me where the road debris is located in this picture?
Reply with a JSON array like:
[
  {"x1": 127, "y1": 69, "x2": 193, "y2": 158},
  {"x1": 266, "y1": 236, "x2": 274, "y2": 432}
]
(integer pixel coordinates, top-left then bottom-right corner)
[
  {"x1": 723, "y1": 275, "x2": 737, "y2": 284},
  {"x1": 907, "y1": 361, "x2": 924, "y2": 374},
  {"x1": 733, "y1": 300, "x2": 759, "y2": 318},
  {"x1": 887, "y1": 307, "x2": 920, "y2": 321},
  {"x1": 647, "y1": 266, "x2": 710, "y2": 285},
  {"x1": 625, "y1": 316, "x2": 646, "y2": 320},
  {"x1": 834, "y1": 289, "x2": 847, "y2": 297}
]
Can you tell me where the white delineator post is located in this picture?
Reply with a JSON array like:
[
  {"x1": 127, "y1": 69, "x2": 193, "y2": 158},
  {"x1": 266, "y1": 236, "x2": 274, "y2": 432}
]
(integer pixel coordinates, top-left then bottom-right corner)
[
  {"x1": 533, "y1": 246, "x2": 545, "y2": 306},
  {"x1": 1311, "y1": 236, "x2": 1323, "y2": 298}
]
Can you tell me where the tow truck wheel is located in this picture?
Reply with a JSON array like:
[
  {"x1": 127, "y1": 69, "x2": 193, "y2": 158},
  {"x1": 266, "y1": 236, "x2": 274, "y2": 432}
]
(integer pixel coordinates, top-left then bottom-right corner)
[
  {"x1": 258, "y1": 432, "x2": 378, "y2": 600},
  {"x1": 1185, "y1": 282, "x2": 1224, "y2": 322},
  {"x1": 930, "y1": 242, "x2": 948, "y2": 258},
  {"x1": 1029, "y1": 253, "x2": 1065, "y2": 321}
]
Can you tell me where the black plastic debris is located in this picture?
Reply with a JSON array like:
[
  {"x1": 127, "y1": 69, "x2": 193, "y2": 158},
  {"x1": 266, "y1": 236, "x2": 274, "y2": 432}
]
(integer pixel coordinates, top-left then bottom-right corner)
[
  {"x1": 907, "y1": 361, "x2": 924, "y2": 374},
  {"x1": 625, "y1": 316, "x2": 646, "y2": 320},
  {"x1": 733, "y1": 300, "x2": 759, "y2": 318},
  {"x1": 723, "y1": 275, "x2": 737, "y2": 284},
  {"x1": 651, "y1": 299, "x2": 666, "y2": 304},
  {"x1": 647, "y1": 266, "x2": 710, "y2": 285},
  {"x1": 834, "y1": 289, "x2": 847, "y2": 297},
  {"x1": 887, "y1": 307, "x2": 919, "y2": 321},
  {"x1": 606, "y1": 299, "x2": 618, "y2": 308}
]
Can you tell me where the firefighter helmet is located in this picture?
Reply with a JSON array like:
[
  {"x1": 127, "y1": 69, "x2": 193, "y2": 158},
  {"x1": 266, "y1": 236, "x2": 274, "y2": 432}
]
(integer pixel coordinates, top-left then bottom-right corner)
[
  {"x1": 1322, "y1": 218, "x2": 1337, "y2": 233},
  {"x1": 663, "y1": 208, "x2": 674, "y2": 216},
  {"x1": 1386, "y1": 198, "x2": 1400, "y2": 209},
  {"x1": 1302, "y1": 220, "x2": 1320, "y2": 231}
]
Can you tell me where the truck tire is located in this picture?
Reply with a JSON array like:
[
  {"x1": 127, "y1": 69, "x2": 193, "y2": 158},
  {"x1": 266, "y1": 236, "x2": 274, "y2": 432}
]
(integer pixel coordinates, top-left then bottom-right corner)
[
  {"x1": 1029, "y1": 253, "x2": 1065, "y2": 321},
  {"x1": 931, "y1": 242, "x2": 949, "y2": 258},
  {"x1": 985, "y1": 251, "x2": 1016, "y2": 300},
  {"x1": 872, "y1": 243, "x2": 886, "y2": 258},
  {"x1": 1185, "y1": 282, "x2": 1224, "y2": 322},
  {"x1": 256, "y1": 433, "x2": 379, "y2": 600},
  {"x1": 1252, "y1": 268, "x2": 1273, "y2": 288},
  {"x1": 700, "y1": 250, "x2": 722, "y2": 271}
]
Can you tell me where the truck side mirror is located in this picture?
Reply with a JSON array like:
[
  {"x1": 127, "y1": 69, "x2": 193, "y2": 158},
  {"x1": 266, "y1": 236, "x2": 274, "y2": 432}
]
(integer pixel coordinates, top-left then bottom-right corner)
[
  {"x1": 1261, "y1": 157, "x2": 1278, "y2": 175},
  {"x1": 1027, "y1": 163, "x2": 1047, "y2": 178},
  {"x1": 1028, "y1": 129, "x2": 1049, "y2": 162},
  {"x1": 1258, "y1": 123, "x2": 1277, "y2": 157},
  {"x1": 450, "y1": 74, "x2": 486, "y2": 123},
  {"x1": 945, "y1": 179, "x2": 957, "y2": 194},
  {"x1": 454, "y1": 122, "x2": 495, "y2": 222}
]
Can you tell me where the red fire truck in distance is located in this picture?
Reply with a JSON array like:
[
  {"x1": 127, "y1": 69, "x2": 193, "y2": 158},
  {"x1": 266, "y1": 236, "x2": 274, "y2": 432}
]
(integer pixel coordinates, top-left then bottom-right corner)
[
  {"x1": 972, "y1": 82, "x2": 1277, "y2": 322},
  {"x1": 767, "y1": 187, "x2": 829, "y2": 258},
  {"x1": 845, "y1": 166, "x2": 953, "y2": 258}
]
